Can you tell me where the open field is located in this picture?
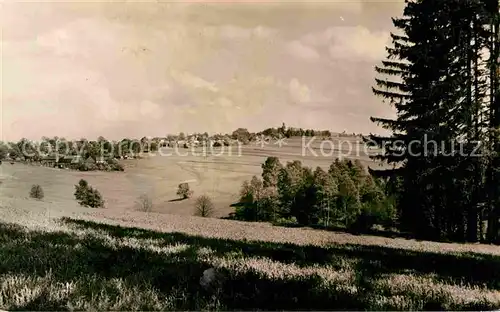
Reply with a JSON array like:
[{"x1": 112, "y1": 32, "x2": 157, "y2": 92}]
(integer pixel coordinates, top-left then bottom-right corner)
[
  {"x1": 1, "y1": 137, "x2": 500, "y2": 310},
  {"x1": 0, "y1": 208, "x2": 499, "y2": 310},
  {"x1": 0, "y1": 137, "x2": 385, "y2": 218}
]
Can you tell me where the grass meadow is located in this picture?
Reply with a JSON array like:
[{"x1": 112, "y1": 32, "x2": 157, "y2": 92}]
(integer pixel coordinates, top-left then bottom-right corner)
[
  {"x1": 0, "y1": 137, "x2": 375, "y2": 218},
  {"x1": 1, "y1": 138, "x2": 499, "y2": 310},
  {"x1": 0, "y1": 209, "x2": 499, "y2": 311}
]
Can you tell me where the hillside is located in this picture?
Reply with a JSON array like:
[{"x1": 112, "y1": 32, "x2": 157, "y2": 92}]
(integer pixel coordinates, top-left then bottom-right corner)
[{"x1": 0, "y1": 202, "x2": 498, "y2": 310}]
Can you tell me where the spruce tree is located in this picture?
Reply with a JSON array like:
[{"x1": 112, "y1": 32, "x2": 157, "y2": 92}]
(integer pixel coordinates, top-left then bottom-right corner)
[
  {"x1": 485, "y1": 0, "x2": 500, "y2": 242},
  {"x1": 367, "y1": 0, "x2": 498, "y2": 241}
]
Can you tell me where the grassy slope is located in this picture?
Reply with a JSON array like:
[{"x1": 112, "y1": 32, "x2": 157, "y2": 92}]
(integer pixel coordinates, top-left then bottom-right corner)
[
  {"x1": 0, "y1": 140, "x2": 498, "y2": 310},
  {"x1": 0, "y1": 137, "x2": 385, "y2": 218},
  {"x1": 0, "y1": 209, "x2": 499, "y2": 311}
]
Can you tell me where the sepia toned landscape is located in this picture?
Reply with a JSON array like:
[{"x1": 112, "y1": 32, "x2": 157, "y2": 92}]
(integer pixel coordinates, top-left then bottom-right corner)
[
  {"x1": 1, "y1": 0, "x2": 500, "y2": 311},
  {"x1": 0, "y1": 136, "x2": 376, "y2": 218}
]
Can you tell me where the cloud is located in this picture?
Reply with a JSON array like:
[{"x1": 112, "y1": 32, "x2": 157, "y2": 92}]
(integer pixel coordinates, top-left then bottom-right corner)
[
  {"x1": 327, "y1": 26, "x2": 389, "y2": 60},
  {"x1": 285, "y1": 40, "x2": 320, "y2": 61},
  {"x1": 215, "y1": 97, "x2": 233, "y2": 108},
  {"x1": 35, "y1": 18, "x2": 126, "y2": 60},
  {"x1": 170, "y1": 70, "x2": 219, "y2": 93},
  {"x1": 139, "y1": 101, "x2": 163, "y2": 119},
  {"x1": 289, "y1": 78, "x2": 311, "y2": 103},
  {"x1": 300, "y1": 26, "x2": 390, "y2": 61},
  {"x1": 1, "y1": 1, "x2": 399, "y2": 140},
  {"x1": 215, "y1": 25, "x2": 277, "y2": 40}
]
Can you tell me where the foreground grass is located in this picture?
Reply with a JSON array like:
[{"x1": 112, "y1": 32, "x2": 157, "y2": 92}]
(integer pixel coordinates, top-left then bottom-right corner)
[{"x1": 0, "y1": 216, "x2": 499, "y2": 310}]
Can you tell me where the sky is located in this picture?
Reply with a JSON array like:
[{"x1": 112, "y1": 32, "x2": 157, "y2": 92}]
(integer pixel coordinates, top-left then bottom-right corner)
[{"x1": 1, "y1": 0, "x2": 404, "y2": 141}]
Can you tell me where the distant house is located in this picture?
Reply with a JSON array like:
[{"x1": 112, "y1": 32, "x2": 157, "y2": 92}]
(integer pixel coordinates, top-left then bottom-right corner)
[
  {"x1": 186, "y1": 139, "x2": 200, "y2": 147},
  {"x1": 58, "y1": 155, "x2": 84, "y2": 168},
  {"x1": 41, "y1": 155, "x2": 58, "y2": 167},
  {"x1": 95, "y1": 156, "x2": 111, "y2": 164},
  {"x1": 86, "y1": 156, "x2": 96, "y2": 164},
  {"x1": 212, "y1": 139, "x2": 229, "y2": 147},
  {"x1": 24, "y1": 155, "x2": 35, "y2": 163}
]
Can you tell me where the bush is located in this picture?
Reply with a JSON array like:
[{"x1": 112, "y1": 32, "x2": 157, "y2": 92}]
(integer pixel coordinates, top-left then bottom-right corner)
[
  {"x1": 77, "y1": 163, "x2": 89, "y2": 171},
  {"x1": 29, "y1": 184, "x2": 44, "y2": 200},
  {"x1": 74, "y1": 179, "x2": 88, "y2": 199},
  {"x1": 110, "y1": 162, "x2": 124, "y2": 171},
  {"x1": 177, "y1": 183, "x2": 193, "y2": 199},
  {"x1": 194, "y1": 195, "x2": 215, "y2": 217},
  {"x1": 351, "y1": 195, "x2": 398, "y2": 232},
  {"x1": 74, "y1": 179, "x2": 104, "y2": 208},
  {"x1": 77, "y1": 163, "x2": 97, "y2": 171},
  {"x1": 137, "y1": 194, "x2": 153, "y2": 212},
  {"x1": 272, "y1": 216, "x2": 298, "y2": 227}
]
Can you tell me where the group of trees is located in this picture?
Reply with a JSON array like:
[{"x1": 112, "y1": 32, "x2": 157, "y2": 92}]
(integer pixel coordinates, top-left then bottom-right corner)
[
  {"x1": 232, "y1": 156, "x2": 397, "y2": 232},
  {"x1": 227, "y1": 124, "x2": 334, "y2": 145},
  {"x1": 259, "y1": 123, "x2": 332, "y2": 139},
  {"x1": 0, "y1": 136, "x2": 162, "y2": 162},
  {"x1": 231, "y1": 128, "x2": 253, "y2": 144},
  {"x1": 27, "y1": 179, "x2": 105, "y2": 208},
  {"x1": 368, "y1": 0, "x2": 500, "y2": 243},
  {"x1": 0, "y1": 125, "x2": 338, "y2": 163}
]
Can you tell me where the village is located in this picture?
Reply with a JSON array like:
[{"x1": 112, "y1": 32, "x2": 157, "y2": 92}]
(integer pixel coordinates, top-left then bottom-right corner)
[
  {"x1": 0, "y1": 126, "x2": 339, "y2": 172},
  {"x1": 25, "y1": 154, "x2": 125, "y2": 171},
  {"x1": 0, "y1": 133, "x2": 246, "y2": 172}
]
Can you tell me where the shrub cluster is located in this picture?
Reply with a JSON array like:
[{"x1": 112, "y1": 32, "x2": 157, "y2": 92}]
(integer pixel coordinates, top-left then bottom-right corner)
[
  {"x1": 177, "y1": 183, "x2": 193, "y2": 199},
  {"x1": 76, "y1": 159, "x2": 124, "y2": 172},
  {"x1": 137, "y1": 193, "x2": 153, "y2": 212},
  {"x1": 29, "y1": 184, "x2": 44, "y2": 200},
  {"x1": 232, "y1": 157, "x2": 397, "y2": 232},
  {"x1": 74, "y1": 179, "x2": 105, "y2": 208}
]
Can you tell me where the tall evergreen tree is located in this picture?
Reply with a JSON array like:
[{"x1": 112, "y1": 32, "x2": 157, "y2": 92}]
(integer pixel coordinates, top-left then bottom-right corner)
[
  {"x1": 485, "y1": 0, "x2": 500, "y2": 242},
  {"x1": 367, "y1": 0, "x2": 498, "y2": 241}
]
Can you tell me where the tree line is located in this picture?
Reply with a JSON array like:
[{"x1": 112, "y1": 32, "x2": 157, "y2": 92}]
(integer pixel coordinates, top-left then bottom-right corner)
[
  {"x1": 232, "y1": 0, "x2": 500, "y2": 243},
  {"x1": 0, "y1": 136, "x2": 161, "y2": 161},
  {"x1": 0, "y1": 124, "x2": 338, "y2": 162},
  {"x1": 259, "y1": 123, "x2": 333, "y2": 139},
  {"x1": 231, "y1": 124, "x2": 335, "y2": 145},
  {"x1": 367, "y1": 0, "x2": 499, "y2": 243},
  {"x1": 232, "y1": 156, "x2": 397, "y2": 233}
]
